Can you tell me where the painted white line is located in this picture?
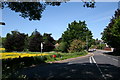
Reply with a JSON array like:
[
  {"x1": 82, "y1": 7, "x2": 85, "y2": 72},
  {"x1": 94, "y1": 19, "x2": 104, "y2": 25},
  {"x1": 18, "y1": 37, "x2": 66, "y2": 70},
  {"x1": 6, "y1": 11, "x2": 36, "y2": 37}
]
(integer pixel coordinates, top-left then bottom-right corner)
[
  {"x1": 107, "y1": 57, "x2": 110, "y2": 58},
  {"x1": 108, "y1": 57, "x2": 118, "y2": 61},
  {"x1": 112, "y1": 58, "x2": 118, "y2": 62},
  {"x1": 103, "y1": 55, "x2": 106, "y2": 56},
  {"x1": 91, "y1": 56, "x2": 106, "y2": 80},
  {"x1": 91, "y1": 56, "x2": 96, "y2": 63},
  {"x1": 68, "y1": 62, "x2": 73, "y2": 65},
  {"x1": 101, "y1": 53, "x2": 118, "y2": 62},
  {"x1": 89, "y1": 56, "x2": 92, "y2": 63}
]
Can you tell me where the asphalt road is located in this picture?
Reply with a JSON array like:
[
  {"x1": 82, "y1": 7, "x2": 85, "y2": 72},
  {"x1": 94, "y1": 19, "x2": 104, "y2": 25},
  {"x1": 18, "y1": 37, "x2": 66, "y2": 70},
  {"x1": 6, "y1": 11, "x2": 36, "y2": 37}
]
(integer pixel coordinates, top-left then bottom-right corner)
[{"x1": 17, "y1": 50, "x2": 120, "y2": 80}]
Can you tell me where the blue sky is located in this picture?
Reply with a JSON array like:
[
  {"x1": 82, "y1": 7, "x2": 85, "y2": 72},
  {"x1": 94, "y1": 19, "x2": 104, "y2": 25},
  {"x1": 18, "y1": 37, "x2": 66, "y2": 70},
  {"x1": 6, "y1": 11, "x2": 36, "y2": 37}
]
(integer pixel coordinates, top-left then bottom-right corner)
[{"x1": 1, "y1": 2, "x2": 118, "y2": 40}]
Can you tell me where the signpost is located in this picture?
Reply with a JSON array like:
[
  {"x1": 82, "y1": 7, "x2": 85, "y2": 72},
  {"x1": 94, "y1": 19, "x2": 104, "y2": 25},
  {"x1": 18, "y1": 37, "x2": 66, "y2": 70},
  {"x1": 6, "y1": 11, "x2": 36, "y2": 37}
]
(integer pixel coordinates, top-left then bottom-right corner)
[{"x1": 41, "y1": 43, "x2": 43, "y2": 53}]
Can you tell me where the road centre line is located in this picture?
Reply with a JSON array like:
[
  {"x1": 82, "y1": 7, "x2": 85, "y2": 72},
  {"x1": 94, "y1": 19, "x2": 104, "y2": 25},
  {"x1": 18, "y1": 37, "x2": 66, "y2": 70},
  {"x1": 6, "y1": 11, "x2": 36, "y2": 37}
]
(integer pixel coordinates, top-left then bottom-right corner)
[
  {"x1": 91, "y1": 56, "x2": 96, "y2": 63},
  {"x1": 89, "y1": 55, "x2": 106, "y2": 80},
  {"x1": 89, "y1": 56, "x2": 92, "y2": 63}
]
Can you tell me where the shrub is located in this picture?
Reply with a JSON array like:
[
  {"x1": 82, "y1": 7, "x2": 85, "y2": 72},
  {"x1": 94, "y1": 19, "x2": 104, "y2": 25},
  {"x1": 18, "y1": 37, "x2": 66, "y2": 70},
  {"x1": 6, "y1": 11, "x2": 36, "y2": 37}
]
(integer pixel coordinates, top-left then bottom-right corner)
[
  {"x1": 43, "y1": 42, "x2": 55, "y2": 52},
  {"x1": 55, "y1": 42, "x2": 68, "y2": 52},
  {"x1": 96, "y1": 44, "x2": 106, "y2": 49},
  {"x1": 68, "y1": 39, "x2": 86, "y2": 53}
]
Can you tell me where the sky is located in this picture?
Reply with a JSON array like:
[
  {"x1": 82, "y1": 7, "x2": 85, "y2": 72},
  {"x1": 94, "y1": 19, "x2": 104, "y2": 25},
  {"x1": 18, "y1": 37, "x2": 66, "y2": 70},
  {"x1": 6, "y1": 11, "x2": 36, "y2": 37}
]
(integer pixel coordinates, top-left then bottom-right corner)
[{"x1": 1, "y1": 2, "x2": 118, "y2": 40}]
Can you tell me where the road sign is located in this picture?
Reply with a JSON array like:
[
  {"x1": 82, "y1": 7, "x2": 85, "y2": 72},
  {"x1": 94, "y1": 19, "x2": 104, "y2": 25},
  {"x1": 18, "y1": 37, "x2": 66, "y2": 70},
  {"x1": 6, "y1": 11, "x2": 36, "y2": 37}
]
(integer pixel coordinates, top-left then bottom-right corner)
[
  {"x1": 41, "y1": 43, "x2": 43, "y2": 53},
  {"x1": 41, "y1": 43, "x2": 43, "y2": 49}
]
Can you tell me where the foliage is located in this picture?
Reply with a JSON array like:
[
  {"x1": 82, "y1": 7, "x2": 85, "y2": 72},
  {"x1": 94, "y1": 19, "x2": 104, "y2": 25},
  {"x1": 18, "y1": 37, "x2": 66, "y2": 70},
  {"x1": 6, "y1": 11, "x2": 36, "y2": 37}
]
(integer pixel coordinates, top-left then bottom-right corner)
[
  {"x1": 62, "y1": 20, "x2": 93, "y2": 50},
  {"x1": 102, "y1": 9, "x2": 120, "y2": 52},
  {"x1": 43, "y1": 33, "x2": 55, "y2": 52},
  {"x1": 3, "y1": 31, "x2": 28, "y2": 52},
  {"x1": 96, "y1": 44, "x2": 106, "y2": 49},
  {"x1": 2, "y1": 1, "x2": 95, "y2": 21},
  {"x1": 0, "y1": 48, "x2": 5, "y2": 51},
  {"x1": 55, "y1": 42, "x2": 68, "y2": 52},
  {"x1": 56, "y1": 38, "x2": 62, "y2": 43},
  {"x1": 68, "y1": 39, "x2": 86, "y2": 53},
  {"x1": 28, "y1": 29, "x2": 43, "y2": 52}
]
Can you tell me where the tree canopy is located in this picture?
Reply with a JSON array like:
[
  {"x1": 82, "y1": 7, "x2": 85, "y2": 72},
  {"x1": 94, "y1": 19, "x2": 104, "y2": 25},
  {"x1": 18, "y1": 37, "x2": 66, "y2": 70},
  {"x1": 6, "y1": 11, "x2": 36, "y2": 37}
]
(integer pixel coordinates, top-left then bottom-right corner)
[
  {"x1": 62, "y1": 20, "x2": 93, "y2": 45},
  {"x1": 28, "y1": 29, "x2": 43, "y2": 52},
  {"x1": 3, "y1": 31, "x2": 28, "y2": 52},
  {"x1": 42, "y1": 33, "x2": 55, "y2": 52},
  {"x1": 102, "y1": 9, "x2": 120, "y2": 52},
  {"x1": 60, "y1": 20, "x2": 93, "y2": 52},
  {"x1": 1, "y1": 1, "x2": 95, "y2": 21}
]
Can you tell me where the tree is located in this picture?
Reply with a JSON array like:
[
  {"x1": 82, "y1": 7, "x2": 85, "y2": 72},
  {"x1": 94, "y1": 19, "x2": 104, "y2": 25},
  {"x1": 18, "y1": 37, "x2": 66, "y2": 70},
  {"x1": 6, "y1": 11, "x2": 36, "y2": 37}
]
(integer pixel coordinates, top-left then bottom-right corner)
[
  {"x1": 62, "y1": 20, "x2": 93, "y2": 50},
  {"x1": 42, "y1": 33, "x2": 55, "y2": 52},
  {"x1": 28, "y1": 29, "x2": 43, "y2": 52},
  {"x1": 102, "y1": 9, "x2": 120, "y2": 52},
  {"x1": 3, "y1": 31, "x2": 28, "y2": 52},
  {"x1": 1, "y1": 1, "x2": 95, "y2": 21},
  {"x1": 68, "y1": 39, "x2": 86, "y2": 53}
]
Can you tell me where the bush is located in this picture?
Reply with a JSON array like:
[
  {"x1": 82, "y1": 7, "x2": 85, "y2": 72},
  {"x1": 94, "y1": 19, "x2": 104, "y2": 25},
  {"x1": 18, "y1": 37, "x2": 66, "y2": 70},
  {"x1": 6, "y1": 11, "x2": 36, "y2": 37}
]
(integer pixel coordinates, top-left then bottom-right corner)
[
  {"x1": 55, "y1": 42, "x2": 68, "y2": 52},
  {"x1": 43, "y1": 42, "x2": 55, "y2": 52},
  {"x1": 68, "y1": 39, "x2": 86, "y2": 53},
  {"x1": 96, "y1": 44, "x2": 106, "y2": 49}
]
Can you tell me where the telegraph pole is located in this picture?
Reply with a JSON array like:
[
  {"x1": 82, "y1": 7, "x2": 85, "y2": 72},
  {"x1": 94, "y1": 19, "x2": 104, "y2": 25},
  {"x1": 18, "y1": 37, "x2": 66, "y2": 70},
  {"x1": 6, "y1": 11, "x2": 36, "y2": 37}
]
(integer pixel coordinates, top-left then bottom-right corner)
[{"x1": 86, "y1": 36, "x2": 88, "y2": 51}]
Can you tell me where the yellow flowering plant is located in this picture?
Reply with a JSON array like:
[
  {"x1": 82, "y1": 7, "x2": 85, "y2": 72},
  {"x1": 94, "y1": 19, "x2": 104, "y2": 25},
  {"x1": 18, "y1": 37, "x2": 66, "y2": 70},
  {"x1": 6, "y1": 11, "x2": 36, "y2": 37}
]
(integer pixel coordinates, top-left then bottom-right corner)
[{"x1": 0, "y1": 52, "x2": 49, "y2": 59}]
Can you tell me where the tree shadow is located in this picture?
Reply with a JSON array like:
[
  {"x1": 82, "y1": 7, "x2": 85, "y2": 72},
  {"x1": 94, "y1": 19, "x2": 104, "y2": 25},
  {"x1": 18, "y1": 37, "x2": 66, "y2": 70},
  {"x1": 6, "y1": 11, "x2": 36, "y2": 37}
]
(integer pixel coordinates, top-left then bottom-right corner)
[{"x1": 7, "y1": 62, "x2": 120, "y2": 80}]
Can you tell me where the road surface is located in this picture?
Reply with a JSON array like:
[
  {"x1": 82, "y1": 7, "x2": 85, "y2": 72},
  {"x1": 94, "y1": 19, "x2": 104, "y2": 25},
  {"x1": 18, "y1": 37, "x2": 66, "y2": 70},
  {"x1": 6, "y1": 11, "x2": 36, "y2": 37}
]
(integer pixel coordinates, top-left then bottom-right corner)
[{"x1": 17, "y1": 50, "x2": 120, "y2": 80}]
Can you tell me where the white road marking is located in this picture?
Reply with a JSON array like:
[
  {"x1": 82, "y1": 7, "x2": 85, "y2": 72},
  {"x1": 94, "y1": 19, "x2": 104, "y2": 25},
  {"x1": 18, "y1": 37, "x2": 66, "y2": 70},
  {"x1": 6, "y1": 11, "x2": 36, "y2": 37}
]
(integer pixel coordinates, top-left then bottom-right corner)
[
  {"x1": 91, "y1": 56, "x2": 96, "y2": 63},
  {"x1": 89, "y1": 56, "x2": 92, "y2": 63},
  {"x1": 89, "y1": 56, "x2": 106, "y2": 80},
  {"x1": 112, "y1": 58, "x2": 118, "y2": 61},
  {"x1": 103, "y1": 55, "x2": 106, "y2": 56},
  {"x1": 68, "y1": 62, "x2": 73, "y2": 65},
  {"x1": 108, "y1": 57, "x2": 110, "y2": 58},
  {"x1": 101, "y1": 54, "x2": 118, "y2": 62}
]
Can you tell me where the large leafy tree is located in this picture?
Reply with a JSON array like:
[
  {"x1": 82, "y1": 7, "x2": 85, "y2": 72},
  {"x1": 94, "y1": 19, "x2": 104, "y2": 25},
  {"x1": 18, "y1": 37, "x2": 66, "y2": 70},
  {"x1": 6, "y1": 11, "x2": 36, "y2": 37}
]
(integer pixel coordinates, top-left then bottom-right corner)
[
  {"x1": 43, "y1": 33, "x2": 55, "y2": 52},
  {"x1": 28, "y1": 29, "x2": 43, "y2": 52},
  {"x1": 102, "y1": 9, "x2": 120, "y2": 52},
  {"x1": 1, "y1": 1, "x2": 95, "y2": 21},
  {"x1": 62, "y1": 20, "x2": 93, "y2": 48},
  {"x1": 3, "y1": 31, "x2": 28, "y2": 52}
]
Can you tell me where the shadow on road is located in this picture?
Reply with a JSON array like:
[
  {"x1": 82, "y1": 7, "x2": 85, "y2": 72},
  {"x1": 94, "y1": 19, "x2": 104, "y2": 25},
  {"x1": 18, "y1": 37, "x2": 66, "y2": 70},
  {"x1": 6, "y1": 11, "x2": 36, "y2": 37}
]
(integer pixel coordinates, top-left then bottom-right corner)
[{"x1": 8, "y1": 62, "x2": 120, "y2": 80}]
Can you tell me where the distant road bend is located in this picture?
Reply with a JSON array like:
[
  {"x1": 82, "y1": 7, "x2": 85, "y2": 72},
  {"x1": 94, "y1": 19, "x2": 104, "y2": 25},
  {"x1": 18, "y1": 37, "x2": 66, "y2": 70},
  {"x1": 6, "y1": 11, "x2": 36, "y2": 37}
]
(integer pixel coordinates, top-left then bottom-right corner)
[{"x1": 18, "y1": 50, "x2": 120, "y2": 80}]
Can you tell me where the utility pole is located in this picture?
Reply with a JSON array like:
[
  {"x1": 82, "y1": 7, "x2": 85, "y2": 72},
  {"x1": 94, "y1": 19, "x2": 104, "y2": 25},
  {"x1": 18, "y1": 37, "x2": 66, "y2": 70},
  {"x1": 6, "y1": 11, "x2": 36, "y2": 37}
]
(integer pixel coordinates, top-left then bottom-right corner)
[{"x1": 86, "y1": 36, "x2": 88, "y2": 51}]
